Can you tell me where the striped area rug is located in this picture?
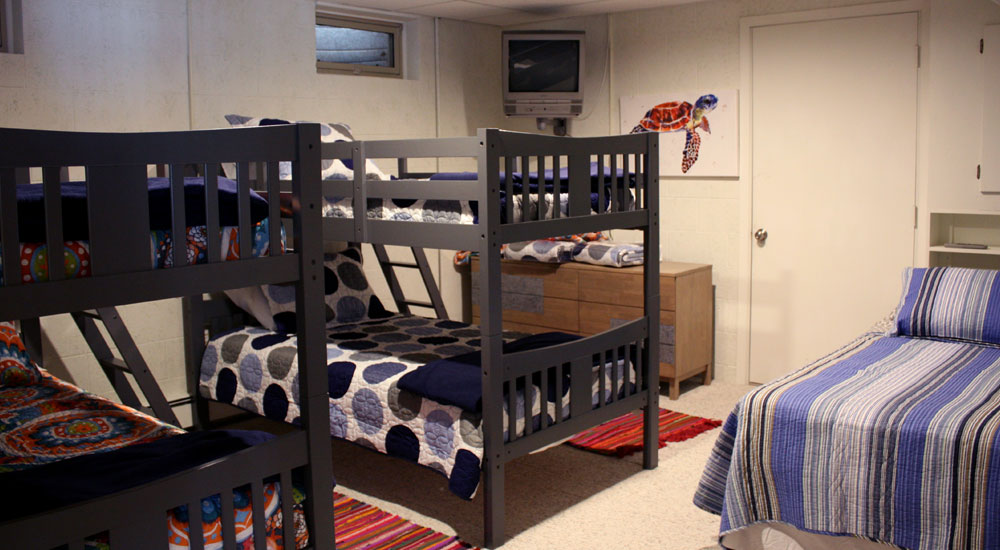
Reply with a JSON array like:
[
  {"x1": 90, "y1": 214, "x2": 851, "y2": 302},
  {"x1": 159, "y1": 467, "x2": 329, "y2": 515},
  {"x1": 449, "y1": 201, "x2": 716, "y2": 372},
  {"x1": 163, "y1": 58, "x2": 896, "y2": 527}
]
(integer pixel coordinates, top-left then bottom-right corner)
[
  {"x1": 334, "y1": 492, "x2": 477, "y2": 549},
  {"x1": 566, "y1": 408, "x2": 722, "y2": 458}
]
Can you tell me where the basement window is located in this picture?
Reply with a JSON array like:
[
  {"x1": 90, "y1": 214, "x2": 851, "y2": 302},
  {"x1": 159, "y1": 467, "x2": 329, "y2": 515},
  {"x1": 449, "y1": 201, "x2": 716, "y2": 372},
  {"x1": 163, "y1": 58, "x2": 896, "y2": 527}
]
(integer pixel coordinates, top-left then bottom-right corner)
[{"x1": 316, "y1": 14, "x2": 402, "y2": 78}]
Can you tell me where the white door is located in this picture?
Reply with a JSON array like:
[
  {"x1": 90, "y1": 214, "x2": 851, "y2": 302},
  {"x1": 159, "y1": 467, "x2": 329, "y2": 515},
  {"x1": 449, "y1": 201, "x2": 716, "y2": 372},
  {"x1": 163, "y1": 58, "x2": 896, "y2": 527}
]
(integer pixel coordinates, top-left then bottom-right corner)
[{"x1": 749, "y1": 12, "x2": 918, "y2": 383}]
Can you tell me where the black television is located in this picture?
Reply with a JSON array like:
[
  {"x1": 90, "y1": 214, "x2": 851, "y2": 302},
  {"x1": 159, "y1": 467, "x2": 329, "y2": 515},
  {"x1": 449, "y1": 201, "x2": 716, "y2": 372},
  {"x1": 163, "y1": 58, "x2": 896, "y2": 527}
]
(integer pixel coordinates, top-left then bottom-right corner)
[{"x1": 502, "y1": 31, "x2": 585, "y2": 117}]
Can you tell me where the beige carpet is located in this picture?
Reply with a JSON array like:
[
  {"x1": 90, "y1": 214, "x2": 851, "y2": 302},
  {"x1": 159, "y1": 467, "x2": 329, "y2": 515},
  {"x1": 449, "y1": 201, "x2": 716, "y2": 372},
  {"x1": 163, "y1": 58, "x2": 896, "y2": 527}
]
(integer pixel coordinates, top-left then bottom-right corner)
[{"x1": 331, "y1": 380, "x2": 754, "y2": 549}]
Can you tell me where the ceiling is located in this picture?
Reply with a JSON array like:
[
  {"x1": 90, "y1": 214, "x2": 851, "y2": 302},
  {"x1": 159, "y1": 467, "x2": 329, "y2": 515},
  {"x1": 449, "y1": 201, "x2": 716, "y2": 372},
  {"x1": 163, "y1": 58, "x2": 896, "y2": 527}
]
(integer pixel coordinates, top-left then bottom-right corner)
[{"x1": 325, "y1": 0, "x2": 706, "y2": 27}]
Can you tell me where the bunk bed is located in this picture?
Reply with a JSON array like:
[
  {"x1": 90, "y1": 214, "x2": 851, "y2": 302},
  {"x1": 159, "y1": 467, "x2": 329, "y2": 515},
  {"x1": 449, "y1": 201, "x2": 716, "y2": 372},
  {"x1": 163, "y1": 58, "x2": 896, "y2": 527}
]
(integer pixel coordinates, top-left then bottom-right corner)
[
  {"x1": 695, "y1": 266, "x2": 1000, "y2": 550},
  {"x1": 0, "y1": 124, "x2": 335, "y2": 550},
  {"x1": 192, "y1": 128, "x2": 662, "y2": 548}
]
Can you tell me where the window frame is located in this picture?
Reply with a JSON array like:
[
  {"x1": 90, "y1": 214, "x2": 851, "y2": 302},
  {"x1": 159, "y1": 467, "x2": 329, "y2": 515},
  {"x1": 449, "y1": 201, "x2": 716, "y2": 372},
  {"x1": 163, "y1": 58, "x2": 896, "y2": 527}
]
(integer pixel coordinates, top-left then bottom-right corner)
[
  {"x1": 0, "y1": 0, "x2": 8, "y2": 54},
  {"x1": 315, "y1": 13, "x2": 402, "y2": 78}
]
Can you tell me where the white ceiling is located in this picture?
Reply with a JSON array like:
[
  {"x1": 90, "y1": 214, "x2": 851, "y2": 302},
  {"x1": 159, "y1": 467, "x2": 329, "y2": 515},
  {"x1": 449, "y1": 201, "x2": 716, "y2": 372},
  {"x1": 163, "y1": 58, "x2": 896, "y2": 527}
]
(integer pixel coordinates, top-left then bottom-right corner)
[{"x1": 325, "y1": 0, "x2": 706, "y2": 27}]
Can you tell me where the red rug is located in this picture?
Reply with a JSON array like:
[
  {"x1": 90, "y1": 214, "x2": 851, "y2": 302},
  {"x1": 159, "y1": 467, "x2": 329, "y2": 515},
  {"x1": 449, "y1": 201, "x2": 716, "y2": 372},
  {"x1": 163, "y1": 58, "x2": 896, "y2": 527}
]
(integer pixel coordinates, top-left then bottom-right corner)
[
  {"x1": 335, "y1": 492, "x2": 477, "y2": 549},
  {"x1": 566, "y1": 408, "x2": 722, "y2": 458}
]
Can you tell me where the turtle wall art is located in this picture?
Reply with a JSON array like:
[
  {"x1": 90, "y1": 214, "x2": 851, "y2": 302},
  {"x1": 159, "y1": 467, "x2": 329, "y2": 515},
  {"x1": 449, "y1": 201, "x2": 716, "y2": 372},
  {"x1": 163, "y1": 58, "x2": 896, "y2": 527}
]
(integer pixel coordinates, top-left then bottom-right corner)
[{"x1": 620, "y1": 90, "x2": 738, "y2": 177}]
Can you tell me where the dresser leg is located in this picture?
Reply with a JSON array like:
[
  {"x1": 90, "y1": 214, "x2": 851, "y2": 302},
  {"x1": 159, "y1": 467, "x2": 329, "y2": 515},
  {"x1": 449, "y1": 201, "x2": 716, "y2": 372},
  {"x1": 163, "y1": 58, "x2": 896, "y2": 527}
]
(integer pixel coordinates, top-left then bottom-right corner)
[
  {"x1": 669, "y1": 378, "x2": 680, "y2": 400},
  {"x1": 703, "y1": 365, "x2": 713, "y2": 386}
]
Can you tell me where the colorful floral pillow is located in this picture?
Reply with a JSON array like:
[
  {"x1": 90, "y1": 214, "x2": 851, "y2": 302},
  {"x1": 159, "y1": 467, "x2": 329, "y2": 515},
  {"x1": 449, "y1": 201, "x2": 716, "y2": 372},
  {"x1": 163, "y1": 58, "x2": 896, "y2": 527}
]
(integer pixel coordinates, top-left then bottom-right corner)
[
  {"x1": 895, "y1": 267, "x2": 1000, "y2": 344},
  {"x1": 0, "y1": 321, "x2": 42, "y2": 386},
  {"x1": 263, "y1": 246, "x2": 392, "y2": 333}
]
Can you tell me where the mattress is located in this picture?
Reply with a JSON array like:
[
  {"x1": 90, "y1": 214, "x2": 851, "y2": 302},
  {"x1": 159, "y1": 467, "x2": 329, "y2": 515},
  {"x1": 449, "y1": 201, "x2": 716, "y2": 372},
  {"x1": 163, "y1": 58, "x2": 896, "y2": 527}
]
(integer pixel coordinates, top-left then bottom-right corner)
[
  {"x1": 0, "y1": 372, "x2": 305, "y2": 549},
  {"x1": 199, "y1": 314, "x2": 638, "y2": 500},
  {"x1": 694, "y1": 330, "x2": 1000, "y2": 550}
]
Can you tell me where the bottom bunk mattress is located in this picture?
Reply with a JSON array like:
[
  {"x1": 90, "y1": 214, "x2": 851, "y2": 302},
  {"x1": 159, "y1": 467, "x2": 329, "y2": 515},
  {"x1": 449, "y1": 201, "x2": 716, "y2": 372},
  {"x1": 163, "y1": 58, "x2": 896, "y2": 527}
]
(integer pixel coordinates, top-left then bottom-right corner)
[
  {"x1": 693, "y1": 329, "x2": 1000, "y2": 550},
  {"x1": 0, "y1": 372, "x2": 306, "y2": 550},
  {"x1": 200, "y1": 314, "x2": 640, "y2": 500}
]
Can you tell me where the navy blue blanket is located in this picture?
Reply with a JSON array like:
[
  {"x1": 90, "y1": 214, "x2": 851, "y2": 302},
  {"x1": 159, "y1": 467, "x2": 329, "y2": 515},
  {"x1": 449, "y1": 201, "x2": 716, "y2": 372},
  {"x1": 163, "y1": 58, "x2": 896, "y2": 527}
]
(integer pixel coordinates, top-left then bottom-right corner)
[
  {"x1": 15, "y1": 177, "x2": 269, "y2": 242},
  {"x1": 397, "y1": 331, "x2": 580, "y2": 413},
  {"x1": 0, "y1": 429, "x2": 273, "y2": 520}
]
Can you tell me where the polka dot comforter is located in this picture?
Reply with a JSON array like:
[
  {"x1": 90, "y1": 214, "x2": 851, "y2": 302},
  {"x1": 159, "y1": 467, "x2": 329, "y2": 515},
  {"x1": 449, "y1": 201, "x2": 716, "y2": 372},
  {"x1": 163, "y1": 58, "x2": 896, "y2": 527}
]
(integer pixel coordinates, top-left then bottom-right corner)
[{"x1": 200, "y1": 315, "x2": 635, "y2": 500}]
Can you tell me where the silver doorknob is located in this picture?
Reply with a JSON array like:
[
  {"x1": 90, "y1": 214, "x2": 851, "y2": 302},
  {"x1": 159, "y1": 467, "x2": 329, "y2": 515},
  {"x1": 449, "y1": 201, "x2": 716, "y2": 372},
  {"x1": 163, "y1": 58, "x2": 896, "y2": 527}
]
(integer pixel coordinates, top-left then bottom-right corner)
[{"x1": 754, "y1": 229, "x2": 768, "y2": 244}]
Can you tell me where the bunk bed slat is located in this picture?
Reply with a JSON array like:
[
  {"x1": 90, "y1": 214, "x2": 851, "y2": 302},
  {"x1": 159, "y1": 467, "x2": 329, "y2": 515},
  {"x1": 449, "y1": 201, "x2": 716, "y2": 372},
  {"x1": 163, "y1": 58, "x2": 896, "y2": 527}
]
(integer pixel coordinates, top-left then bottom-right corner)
[
  {"x1": 610, "y1": 154, "x2": 619, "y2": 213},
  {"x1": 507, "y1": 379, "x2": 517, "y2": 441},
  {"x1": 188, "y1": 498, "x2": 205, "y2": 550},
  {"x1": 624, "y1": 342, "x2": 632, "y2": 396},
  {"x1": 520, "y1": 155, "x2": 529, "y2": 223},
  {"x1": 267, "y1": 161, "x2": 281, "y2": 256},
  {"x1": 523, "y1": 375, "x2": 533, "y2": 436},
  {"x1": 204, "y1": 167, "x2": 221, "y2": 263},
  {"x1": 43, "y1": 166, "x2": 65, "y2": 281},
  {"x1": 0, "y1": 167, "x2": 20, "y2": 287},
  {"x1": 221, "y1": 489, "x2": 237, "y2": 550},
  {"x1": 552, "y1": 155, "x2": 561, "y2": 219},
  {"x1": 236, "y1": 162, "x2": 252, "y2": 260},
  {"x1": 596, "y1": 154, "x2": 606, "y2": 214},
  {"x1": 251, "y1": 480, "x2": 267, "y2": 550},
  {"x1": 504, "y1": 156, "x2": 514, "y2": 223},
  {"x1": 280, "y1": 470, "x2": 295, "y2": 550},
  {"x1": 86, "y1": 165, "x2": 150, "y2": 276},
  {"x1": 554, "y1": 365, "x2": 563, "y2": 423},
  {"x1": 568, "y1": 154, "x2": 591, "y2": 217},
  {"x1": 170, "y1": 164, "x2": 187, "y2": 268},
  {"x1": 539, "y1": 368, "x2": 549, "y2": 429},
  {"x1": 611, "y1": 346, "x2": 618, "y2": 403},
  {"x1": 536, "y1": 155, "x2": 545, "y2": 221}
]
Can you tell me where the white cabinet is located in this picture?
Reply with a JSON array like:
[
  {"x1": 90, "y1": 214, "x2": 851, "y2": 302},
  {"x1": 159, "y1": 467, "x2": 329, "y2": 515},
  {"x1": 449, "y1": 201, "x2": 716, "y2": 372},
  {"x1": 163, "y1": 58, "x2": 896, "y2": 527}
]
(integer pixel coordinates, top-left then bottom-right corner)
[
  {"x1": 982, "y1": 25, "x2": 1000, "y2": 192},
  {"x1": 929, "y1": 211, "x2": 1000, "y2": 267}
]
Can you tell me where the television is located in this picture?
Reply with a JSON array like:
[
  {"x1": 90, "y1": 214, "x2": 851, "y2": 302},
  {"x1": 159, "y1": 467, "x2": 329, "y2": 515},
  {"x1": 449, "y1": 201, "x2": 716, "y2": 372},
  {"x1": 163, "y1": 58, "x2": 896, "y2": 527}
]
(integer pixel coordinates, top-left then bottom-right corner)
[{"x1": 502, "y1": 31, "x2": 585, "y2": 117}]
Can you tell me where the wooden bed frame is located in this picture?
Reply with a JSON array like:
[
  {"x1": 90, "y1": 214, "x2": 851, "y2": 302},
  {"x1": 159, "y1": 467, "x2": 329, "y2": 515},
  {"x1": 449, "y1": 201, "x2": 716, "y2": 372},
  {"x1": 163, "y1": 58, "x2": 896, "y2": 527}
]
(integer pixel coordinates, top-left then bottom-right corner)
[
  {"x1": 0, "y1": 124, "x2": 335, "y2": 550},
  {"x1": 191, "y1": 128, "x2": 661, "y2": 548}
]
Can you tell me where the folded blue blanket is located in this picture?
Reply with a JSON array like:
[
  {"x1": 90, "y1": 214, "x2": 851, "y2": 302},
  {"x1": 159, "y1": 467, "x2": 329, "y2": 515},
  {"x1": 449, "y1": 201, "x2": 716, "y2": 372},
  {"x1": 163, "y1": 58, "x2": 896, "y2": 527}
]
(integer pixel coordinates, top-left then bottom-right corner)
[
  {"x1": 0, "y1": 429, "x2": 275, "y2": 520},
  {"x1": 15, "y1": 177, "x2": 269, "y2": 242},
  {"x1": 397, "y1": 331, "x2": 580, "y2": 413}
]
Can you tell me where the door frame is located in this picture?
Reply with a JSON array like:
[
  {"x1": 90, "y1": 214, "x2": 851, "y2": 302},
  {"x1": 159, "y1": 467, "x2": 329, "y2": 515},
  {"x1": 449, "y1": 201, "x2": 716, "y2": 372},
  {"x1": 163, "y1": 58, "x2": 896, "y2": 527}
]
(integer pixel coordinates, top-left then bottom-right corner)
[{"x1": 736, "y1": 0, "x2": 928, "y2": 384}]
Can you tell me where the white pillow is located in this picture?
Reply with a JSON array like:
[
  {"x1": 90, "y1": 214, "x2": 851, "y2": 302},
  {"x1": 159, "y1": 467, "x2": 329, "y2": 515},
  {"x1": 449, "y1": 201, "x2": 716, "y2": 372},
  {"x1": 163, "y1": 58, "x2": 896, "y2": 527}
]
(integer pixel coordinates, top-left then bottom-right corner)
[{"x1": 224, "y1": 286, "x2": 276, "y2": 330}]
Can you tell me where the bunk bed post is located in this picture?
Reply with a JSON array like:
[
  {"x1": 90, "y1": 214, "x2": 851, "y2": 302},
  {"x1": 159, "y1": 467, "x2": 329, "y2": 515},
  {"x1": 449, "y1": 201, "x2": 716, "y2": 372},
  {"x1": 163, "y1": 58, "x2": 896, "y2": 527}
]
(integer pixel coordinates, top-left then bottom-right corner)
[
  {"x1": 182, "y1": 294, "x2": 211, "y2": 430},
  {"x1": 478, "y1": 128, "x2": 506, "y2": 549},
  {"x1": 292, "y1": 123, "x2": 337, "y2": 550},
  {"x1": 642, "y1": 132, "x2": 660, "y2": 471}
]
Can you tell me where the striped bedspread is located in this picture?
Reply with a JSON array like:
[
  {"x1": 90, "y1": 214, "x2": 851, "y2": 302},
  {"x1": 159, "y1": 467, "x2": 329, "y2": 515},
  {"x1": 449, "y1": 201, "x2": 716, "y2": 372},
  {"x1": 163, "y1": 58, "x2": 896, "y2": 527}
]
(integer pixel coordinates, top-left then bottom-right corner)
[{"x1": 694, "y1": 331, "x2": 1000, "y2": 550}]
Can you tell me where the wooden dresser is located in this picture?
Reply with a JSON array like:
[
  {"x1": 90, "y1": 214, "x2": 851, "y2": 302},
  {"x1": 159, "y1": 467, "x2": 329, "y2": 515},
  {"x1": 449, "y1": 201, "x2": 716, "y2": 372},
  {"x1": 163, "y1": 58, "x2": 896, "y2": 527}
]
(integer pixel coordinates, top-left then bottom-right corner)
[{"x1": 470, "y1": 258, "x2": 713, "y2": 399}]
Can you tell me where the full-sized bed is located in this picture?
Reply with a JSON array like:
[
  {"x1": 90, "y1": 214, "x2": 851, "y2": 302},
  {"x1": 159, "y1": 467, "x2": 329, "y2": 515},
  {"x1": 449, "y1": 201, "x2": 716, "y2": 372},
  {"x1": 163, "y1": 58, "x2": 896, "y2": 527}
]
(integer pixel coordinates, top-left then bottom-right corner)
[
  {"x1": 191, "y1": 126, "x2": 663, "y2": 548},
  {"x1": 0, "y1": 124, "x2": 335, "y2": 550},
  {"x1": 696, "y1": 266, "x2": 1000, "y2": 550}
]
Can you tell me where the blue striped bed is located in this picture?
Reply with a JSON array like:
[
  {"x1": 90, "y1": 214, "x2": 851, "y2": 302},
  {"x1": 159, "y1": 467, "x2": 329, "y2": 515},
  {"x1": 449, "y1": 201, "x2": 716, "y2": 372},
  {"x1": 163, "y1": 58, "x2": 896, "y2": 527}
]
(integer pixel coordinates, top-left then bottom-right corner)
[{"x1": 695, "y1": 267, "x2": 1000, "y2": 549}]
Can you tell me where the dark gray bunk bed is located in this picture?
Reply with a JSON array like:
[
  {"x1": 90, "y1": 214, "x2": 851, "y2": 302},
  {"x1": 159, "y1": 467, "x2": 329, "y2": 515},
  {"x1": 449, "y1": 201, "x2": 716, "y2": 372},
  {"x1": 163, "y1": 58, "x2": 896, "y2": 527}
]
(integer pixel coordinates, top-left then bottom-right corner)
[
  {"x1": 191, "y1": 128, "x2": 661, "y2": 548},
  {"x1": 0, "y1": 124, "x2": 335, "y2": 550}
]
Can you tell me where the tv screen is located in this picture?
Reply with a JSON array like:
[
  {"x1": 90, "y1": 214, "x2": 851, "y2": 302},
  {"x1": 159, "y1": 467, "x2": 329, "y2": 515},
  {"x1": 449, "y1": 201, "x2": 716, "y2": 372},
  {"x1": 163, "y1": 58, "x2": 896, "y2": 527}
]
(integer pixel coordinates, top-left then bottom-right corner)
[{"x1": 507, "y1": 39, "x2": 580, "y2": 93}]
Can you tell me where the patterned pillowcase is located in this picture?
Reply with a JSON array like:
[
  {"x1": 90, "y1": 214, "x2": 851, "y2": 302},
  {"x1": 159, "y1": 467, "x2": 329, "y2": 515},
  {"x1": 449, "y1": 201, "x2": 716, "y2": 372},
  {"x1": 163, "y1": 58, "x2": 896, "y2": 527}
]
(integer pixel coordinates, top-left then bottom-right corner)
[
  {"x1": 895, "y1": 267, "x2": 1000, "y2": 344},
  {"x1": 263, "y1": 246, "x2": 391, "y2": 333},
  {"x1": 223, "y1": 115, "x2": 389, "y2": 181},
  {"x1": 0, "y1": 321, "x2": 43, "y2": 386}
]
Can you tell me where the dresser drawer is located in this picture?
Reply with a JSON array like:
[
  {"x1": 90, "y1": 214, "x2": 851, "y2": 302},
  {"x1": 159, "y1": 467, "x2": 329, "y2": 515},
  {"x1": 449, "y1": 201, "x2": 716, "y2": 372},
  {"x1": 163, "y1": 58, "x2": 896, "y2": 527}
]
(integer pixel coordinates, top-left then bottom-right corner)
[
  {"x1": 577, "y1": 270, "x2": 676, "y2": 311},
  {"x1": 472, "y1": 296, "x2": 579, "y2": 333},
  {"x1": 470, "y1": 258, "x2": 577, "y2": 300}
]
